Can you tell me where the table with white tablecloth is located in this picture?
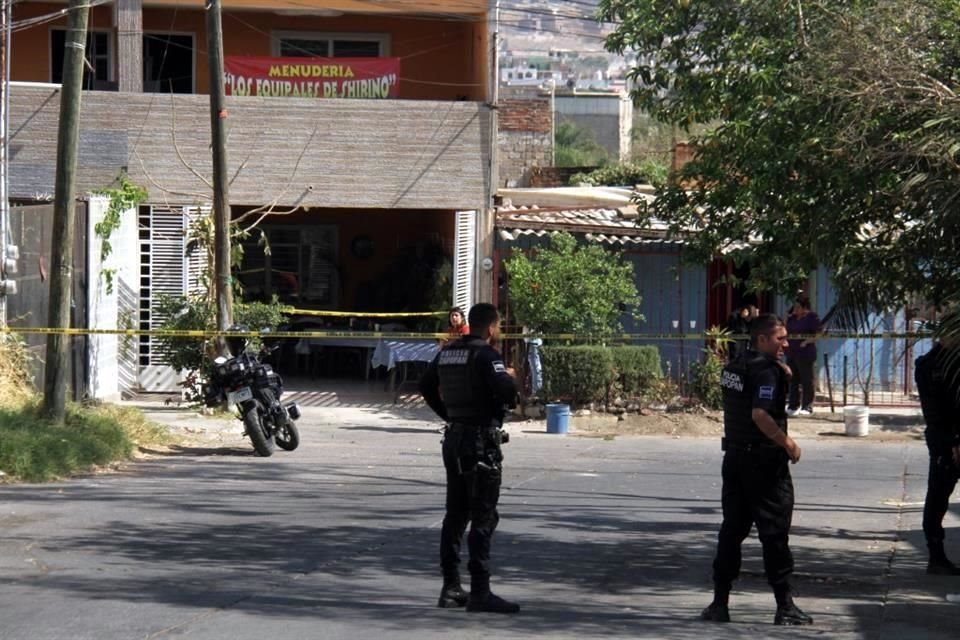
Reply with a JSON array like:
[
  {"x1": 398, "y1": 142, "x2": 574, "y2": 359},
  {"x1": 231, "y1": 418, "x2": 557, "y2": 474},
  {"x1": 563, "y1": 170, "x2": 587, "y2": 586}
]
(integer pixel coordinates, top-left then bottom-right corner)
[
  {"x1": 370, "y1": 340, "x2": 440, "y2": 402},
  {"x1": 370, "y1": 340, "x2": 440, "y2": 370}
]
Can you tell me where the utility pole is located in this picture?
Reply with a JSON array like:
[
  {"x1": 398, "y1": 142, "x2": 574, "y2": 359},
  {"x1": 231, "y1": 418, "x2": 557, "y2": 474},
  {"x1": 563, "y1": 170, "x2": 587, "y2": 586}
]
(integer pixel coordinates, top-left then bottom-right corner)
[
  {"x1": 205, "y1": 0, "x2": 233, "y2": 351},
  {"x1": 43, "y1": 0, "x2": 89, "y2": 421},
  {"x1": 0, "y1": 0, "x2": 10, "y2": 325}
]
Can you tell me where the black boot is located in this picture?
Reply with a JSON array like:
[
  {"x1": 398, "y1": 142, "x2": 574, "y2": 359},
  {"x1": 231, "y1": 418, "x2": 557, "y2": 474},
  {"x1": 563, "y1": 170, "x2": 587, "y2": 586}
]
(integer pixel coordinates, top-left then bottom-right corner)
[
  {"x1": 700, "y1": 602, "x2": 730, "y2": 622},
  {"x1": 774, "y1": 602, "x2": 814, "y2": 626},
  {"x1": 437, "y1": 579, "x2": 468, "y2": 608},
  {"x1": 927, "y1": 541, "x2": 960, "y2": 576},
  {"x1": 466, "y1": 591, "x2": 520, "y2": 614}
]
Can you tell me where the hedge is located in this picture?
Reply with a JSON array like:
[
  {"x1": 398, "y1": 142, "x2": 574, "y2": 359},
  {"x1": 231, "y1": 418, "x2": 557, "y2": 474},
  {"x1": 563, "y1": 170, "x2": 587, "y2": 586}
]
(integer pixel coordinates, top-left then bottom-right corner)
[{"x1": 540, "y1": 345, "x2": 662, "y2": 407}]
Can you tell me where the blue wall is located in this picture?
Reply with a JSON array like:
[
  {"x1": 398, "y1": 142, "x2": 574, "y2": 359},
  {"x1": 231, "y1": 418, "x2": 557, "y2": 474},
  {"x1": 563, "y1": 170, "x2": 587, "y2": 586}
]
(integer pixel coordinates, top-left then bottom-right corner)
[{"x1": 622, "y1": 248, "x2": 707, "y2": 379}]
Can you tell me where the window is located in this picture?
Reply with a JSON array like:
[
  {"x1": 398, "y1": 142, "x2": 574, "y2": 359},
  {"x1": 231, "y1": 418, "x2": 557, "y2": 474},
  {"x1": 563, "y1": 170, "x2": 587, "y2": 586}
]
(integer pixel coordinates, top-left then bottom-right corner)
[
  {"x1": 50, "y1": 29, "x2": 114, "y2": 89},
  {"x1": 143, "y1": 33, "x2": 194, "y2": 93},
  {"x1": 273, "y1": 32, "x2": 389, "y2": 58},
  {"x1": 238, "y1": 226, "x2": 339, "y2": 307}
]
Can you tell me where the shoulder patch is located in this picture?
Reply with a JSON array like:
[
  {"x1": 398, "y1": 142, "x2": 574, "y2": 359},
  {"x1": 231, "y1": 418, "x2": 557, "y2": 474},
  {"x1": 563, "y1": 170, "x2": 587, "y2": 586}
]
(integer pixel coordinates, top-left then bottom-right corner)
[
  {"x1": 492, "y1": 361, "x2": 506, "y2": 373},
  {"x1": 757, "y1": 385, "x2": 775, "y2": 400}
]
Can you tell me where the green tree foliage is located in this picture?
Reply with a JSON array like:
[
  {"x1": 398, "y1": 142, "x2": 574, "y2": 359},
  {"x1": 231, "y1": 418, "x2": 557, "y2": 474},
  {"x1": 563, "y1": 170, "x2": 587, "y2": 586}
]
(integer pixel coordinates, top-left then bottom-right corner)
[
  {"x1": 554, "y1": 120, "x2": 609, "y2": 167},
  {"x1": 599, "y1": 0, "x2": 960, "y2": 313},
  {"x1": 569, "y1": 159, "x2": 668, "y2": 187},
  {"x1": 505, "y1": 232, "x2": 641, "y2": 335}
]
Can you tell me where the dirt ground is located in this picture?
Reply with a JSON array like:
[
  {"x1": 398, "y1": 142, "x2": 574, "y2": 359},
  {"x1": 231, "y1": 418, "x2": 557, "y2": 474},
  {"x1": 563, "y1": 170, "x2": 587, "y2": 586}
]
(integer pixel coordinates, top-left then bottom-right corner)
[{"x1": 561, "y1": 409, "x2": 926, "y2": 443}]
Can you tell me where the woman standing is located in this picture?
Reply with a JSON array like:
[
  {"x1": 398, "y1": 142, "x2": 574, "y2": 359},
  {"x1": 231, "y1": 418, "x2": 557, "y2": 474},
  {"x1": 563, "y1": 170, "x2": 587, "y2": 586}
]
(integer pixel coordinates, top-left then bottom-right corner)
[
  {"x1": 446, "y1": 307, "x2": 470, "y2": 339},
  {"x1": 785, "y1": 296, "x2": 822, "y2": 416}
]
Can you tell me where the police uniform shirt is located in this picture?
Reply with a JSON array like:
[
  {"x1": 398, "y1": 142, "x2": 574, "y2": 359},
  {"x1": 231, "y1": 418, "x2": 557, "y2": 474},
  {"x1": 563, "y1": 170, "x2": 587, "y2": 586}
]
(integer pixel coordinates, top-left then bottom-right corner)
[
  {"x1": 419, "y1": 336, "x2": 518, "y2": 423},
  {"x1": 915, "y1": 344, "x2": 960, "y2": 453},
  {"x1": 721, "y1": 350, "x2": 788, "y2": 444}
]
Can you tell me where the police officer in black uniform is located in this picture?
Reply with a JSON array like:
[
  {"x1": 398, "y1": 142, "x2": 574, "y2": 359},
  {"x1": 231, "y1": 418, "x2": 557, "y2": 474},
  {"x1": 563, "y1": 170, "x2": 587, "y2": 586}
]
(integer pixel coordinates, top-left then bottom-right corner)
[
  {"x1": 701, "y1": 313, "x2": 814, "y2": 626},
  {"x1": 419, "y1": 303, "x2": 521, "y2": 614},
  {"x1": 914, "y1": 337, "x2": 960, "y2": 575}
]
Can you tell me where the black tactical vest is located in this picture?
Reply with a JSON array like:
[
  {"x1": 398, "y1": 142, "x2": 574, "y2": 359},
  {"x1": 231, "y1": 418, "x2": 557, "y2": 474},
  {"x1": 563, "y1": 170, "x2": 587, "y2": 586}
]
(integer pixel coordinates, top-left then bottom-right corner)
[
  {"x1": 438, "y1": 338, "x2": 486, "y2": 420},
  {"x1": 721, "y1": 350, "x2": 787, "y2": 444}
]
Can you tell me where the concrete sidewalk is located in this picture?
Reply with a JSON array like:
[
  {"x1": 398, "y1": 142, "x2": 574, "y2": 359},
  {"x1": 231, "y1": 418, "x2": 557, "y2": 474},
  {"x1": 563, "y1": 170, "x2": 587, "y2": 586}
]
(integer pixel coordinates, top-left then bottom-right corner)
[{"x1": 0, "y1": 404, "x2": 956, "y2": 639}]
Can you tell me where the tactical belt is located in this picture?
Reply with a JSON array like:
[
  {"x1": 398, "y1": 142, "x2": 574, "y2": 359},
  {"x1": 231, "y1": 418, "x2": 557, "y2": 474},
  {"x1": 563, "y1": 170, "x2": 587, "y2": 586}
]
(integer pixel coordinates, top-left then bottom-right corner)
[
  {"x1": 722, "y1": 437, "x2": 780, "y2": 453},
  {"x1": 448, "y1": 419, "x2": 501, "y2": 431}
]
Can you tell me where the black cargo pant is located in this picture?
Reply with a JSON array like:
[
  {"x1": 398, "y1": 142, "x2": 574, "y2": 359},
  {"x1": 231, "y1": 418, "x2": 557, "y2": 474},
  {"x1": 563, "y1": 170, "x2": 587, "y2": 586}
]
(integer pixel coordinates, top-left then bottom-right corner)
[
  {"x1": 923, "y1": 451, "x2": 959, "y2": 543},
  {"x1": 713, "y1": 446, "x2": 795, "y2": 594},
  {"x1": 440, "y1": 422, "x2": 503, "y2": 593}
]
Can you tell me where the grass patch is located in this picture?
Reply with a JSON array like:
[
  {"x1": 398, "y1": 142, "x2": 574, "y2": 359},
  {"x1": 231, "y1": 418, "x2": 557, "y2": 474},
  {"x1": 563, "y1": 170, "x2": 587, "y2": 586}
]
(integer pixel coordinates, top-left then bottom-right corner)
[{"x1": 0, "y1": 336, "x2": 171, "y2": 482}]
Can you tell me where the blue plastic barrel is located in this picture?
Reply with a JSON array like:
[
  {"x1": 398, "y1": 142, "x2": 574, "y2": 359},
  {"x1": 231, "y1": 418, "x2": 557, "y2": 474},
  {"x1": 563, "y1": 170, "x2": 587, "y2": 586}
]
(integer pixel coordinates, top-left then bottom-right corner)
[{"x1": 545, "y1": 403, "x2": 571, "y2": 435}]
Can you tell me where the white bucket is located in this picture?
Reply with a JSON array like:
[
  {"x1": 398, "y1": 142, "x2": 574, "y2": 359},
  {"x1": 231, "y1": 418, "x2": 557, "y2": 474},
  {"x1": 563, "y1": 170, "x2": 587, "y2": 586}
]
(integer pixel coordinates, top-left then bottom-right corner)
[{"x1": 843, "y1": 406, "x2": 870, "y2": 437}]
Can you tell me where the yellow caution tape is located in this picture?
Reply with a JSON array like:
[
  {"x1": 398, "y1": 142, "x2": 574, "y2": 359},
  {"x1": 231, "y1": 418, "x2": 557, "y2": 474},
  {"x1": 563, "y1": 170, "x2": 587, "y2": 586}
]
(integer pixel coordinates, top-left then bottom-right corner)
[
  {"x1": 0, "y1": 326, "x2": 935, "y2": 341},
  {"x1": 285, "y1": 308, "x2": 446, "y2": 318}
]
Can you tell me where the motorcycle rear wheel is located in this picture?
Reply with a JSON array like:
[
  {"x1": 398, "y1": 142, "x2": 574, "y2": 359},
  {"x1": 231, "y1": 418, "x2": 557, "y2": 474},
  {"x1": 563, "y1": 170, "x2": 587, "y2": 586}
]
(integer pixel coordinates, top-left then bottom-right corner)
[{"x1": 243, "y1": 404, "x2": 276, "y2": 457}]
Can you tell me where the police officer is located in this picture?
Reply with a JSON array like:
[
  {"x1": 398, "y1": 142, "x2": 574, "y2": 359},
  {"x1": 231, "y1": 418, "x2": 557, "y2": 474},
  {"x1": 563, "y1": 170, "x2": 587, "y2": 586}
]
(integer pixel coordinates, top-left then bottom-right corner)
[
  {"x1": 701, "y1": 313, "x2": 814, "y2": 626},
  {"x1": 419, "y1": 303, "x2": 521, "y2": 614},
  {"x1": 914, "y1": 337, "x2": 960, "y2": 575}
]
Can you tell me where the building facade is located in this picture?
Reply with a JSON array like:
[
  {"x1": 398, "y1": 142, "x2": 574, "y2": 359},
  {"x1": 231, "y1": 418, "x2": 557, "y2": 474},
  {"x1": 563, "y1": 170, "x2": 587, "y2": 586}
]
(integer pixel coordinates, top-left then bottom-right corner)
[{"x1": 7, "y1": 0, "x2": 498, "y2": 395}]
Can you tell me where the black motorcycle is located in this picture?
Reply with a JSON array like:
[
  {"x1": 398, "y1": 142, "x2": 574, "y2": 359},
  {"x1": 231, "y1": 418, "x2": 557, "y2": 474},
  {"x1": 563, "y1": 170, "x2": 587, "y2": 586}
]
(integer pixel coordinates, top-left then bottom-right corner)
[{"x1": 203, "y1": 333, "x2": 301, "y2": 457}]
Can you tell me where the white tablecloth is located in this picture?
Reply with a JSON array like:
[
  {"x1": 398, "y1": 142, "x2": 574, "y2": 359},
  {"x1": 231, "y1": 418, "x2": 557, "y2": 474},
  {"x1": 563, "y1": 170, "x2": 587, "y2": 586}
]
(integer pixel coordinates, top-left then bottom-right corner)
[
  {"x1": 371, "y1": 340, "x2": 439, "y2": 370},
  {"x1": 295, "y1": 337, "x2": 381, "y2": 354}
]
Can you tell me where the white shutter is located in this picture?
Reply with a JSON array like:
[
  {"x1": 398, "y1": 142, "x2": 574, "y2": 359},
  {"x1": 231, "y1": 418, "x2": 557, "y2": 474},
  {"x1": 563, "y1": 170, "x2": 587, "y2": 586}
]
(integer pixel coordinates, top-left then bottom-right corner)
[
  {"x1": 453, "y1": 210, "x2": 476, "y2": 311},
  {"x1": 137, "y1": 205, "x2": 189, "y2": 392}
]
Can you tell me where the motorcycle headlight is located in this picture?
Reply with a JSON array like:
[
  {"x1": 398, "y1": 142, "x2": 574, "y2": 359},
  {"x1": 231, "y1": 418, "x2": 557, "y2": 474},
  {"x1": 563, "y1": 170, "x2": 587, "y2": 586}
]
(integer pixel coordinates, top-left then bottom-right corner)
[{"x1": 216, "y1": 364, "x2": 228, "y2": 377}]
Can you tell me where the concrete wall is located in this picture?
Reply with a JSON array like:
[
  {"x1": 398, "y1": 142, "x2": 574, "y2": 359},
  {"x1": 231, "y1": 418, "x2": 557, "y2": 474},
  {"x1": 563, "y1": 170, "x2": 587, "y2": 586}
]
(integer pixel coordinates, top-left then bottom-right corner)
[
  {"x1": 9, "y1": 84, "x2": 492, "y2": 210},
  {"x1": 497, "y1": 90, "x2": 553, "y2": 188}
]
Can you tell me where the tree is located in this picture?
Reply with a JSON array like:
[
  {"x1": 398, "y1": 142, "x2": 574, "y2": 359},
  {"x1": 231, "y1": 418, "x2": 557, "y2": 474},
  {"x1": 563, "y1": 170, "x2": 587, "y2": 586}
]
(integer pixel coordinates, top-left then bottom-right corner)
[
  {"x1": 554, "y1": 120, "x2": 609, "y2": 167},
  {"x1": 504, "y1": 232, "x2": 640, "y2": 335},
  {"x1": 598, "y1": 0, "x2": 960, "y2": 315}
]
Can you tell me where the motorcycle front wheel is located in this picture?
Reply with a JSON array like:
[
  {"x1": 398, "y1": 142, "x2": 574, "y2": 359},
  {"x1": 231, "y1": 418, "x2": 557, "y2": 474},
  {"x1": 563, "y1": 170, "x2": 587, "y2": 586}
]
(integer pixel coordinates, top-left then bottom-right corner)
[
  {"x1": 275, "y1": 420, "x2": 300, "y2": 451},
  {"x1": 243, "y1": 403, "x2": 276, "y2": 457}
]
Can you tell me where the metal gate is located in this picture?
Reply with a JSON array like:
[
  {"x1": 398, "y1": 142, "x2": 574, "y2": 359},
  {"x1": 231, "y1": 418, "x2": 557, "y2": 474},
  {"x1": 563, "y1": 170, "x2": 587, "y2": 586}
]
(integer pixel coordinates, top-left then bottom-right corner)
[{"x1": 136, "y1": 205, "x2": 205, "y2": 392}]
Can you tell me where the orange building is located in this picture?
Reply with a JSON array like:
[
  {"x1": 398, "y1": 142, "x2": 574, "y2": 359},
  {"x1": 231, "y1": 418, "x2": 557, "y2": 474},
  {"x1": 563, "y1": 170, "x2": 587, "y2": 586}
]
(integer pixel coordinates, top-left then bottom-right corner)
[{"x1": 7, "y1": 0, "x2": 497, "y2": 393}]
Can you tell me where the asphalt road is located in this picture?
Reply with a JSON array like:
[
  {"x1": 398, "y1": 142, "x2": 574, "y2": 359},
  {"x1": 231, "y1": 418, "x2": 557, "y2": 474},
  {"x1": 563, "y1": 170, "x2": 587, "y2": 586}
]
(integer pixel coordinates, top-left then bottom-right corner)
[{"x1": 0, "y1": 406, "x2": 957, "y2": 640}]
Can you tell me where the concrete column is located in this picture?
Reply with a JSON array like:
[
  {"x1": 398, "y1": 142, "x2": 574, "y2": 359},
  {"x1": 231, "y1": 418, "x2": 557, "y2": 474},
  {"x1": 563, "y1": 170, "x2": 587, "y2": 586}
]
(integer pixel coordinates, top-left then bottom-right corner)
[
  {"x1": 476, "y1": 207, "x2": 495, "y2": 304},
  {"x1": 115, "y1": 0, "x2": 143, "y2": 92}
]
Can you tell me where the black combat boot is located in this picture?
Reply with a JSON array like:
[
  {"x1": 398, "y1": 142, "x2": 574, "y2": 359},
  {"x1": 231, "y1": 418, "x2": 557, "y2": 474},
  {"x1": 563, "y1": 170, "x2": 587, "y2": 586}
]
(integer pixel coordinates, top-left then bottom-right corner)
[
  {"x1": 466, "y1": 591, "x2": 520, "y2": 614},
  {"x1": 700, "y1": 602, "x2": 730, "y2": 622},
  {"x1": 774, "y1": 602, "x2": 814, "y2": 626},
  {"x1": 927, "y1": 541, "x2": 960, "y2": 576},
  {"x1": 437, "y1": 579, "x2": 469, "y2": 608}
]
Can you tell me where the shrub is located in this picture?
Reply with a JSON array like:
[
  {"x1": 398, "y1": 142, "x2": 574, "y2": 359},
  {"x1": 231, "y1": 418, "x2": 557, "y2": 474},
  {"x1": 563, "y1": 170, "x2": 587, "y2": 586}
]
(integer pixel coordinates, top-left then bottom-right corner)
[
  {"x1": 568, "y1": 159, "x2": 668, "y2": 187},
  {"x1": 611, "y1": 345, "x2": 663, "y2": 397},
  {"x1": 505, "y1": 232, "x2": 641, "y2": 335},
  {"x1": 689, "y1": 350, "x2": 725, "y2": 409},
  {"x1": 540, "y1": 345, "x2": 664, "y2": 408},
  {"x1": 155, "y1": 295, "x2": 290, "y2": 374},
  {"x1": 541, "y1": 346, "x2": 615, "y2": 407}
]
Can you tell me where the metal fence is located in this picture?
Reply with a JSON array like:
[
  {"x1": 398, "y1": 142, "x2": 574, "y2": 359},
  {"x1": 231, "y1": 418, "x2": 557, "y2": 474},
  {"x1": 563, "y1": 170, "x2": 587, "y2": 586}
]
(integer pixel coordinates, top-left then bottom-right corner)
[{"x1": 499, "y1": 330, "x2": 930, "y2": 408}]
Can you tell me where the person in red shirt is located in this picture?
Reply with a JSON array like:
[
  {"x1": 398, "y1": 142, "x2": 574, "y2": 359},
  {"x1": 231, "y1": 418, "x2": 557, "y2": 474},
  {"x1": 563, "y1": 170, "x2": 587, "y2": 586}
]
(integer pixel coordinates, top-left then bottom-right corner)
[{"x1": 447, "y1": 307, "x2": 470, "y2": 339}]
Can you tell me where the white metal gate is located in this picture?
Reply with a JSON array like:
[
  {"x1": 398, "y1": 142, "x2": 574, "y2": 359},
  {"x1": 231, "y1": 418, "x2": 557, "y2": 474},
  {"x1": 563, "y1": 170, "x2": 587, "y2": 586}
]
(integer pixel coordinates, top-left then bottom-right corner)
[{"x1": 137, "y1": 205, "x2": 206, "y2": 392}]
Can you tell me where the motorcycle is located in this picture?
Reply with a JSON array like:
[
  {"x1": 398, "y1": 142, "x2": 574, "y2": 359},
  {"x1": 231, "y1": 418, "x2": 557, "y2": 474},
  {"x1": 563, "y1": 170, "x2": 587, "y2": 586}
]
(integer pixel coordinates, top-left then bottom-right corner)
[{"x1": 203, "y1": 331, "x2": 301, "y2": 457}]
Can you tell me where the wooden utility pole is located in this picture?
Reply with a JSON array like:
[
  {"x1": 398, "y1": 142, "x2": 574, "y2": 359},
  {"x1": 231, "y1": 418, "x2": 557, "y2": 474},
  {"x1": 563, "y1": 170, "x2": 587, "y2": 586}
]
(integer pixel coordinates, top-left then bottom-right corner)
[
  {"x1": 205, "y1": 0, "x2": 233, "y2": 349},
  {"x1": 43, "y1": 0, "x2": 89, "y2": 421}
]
